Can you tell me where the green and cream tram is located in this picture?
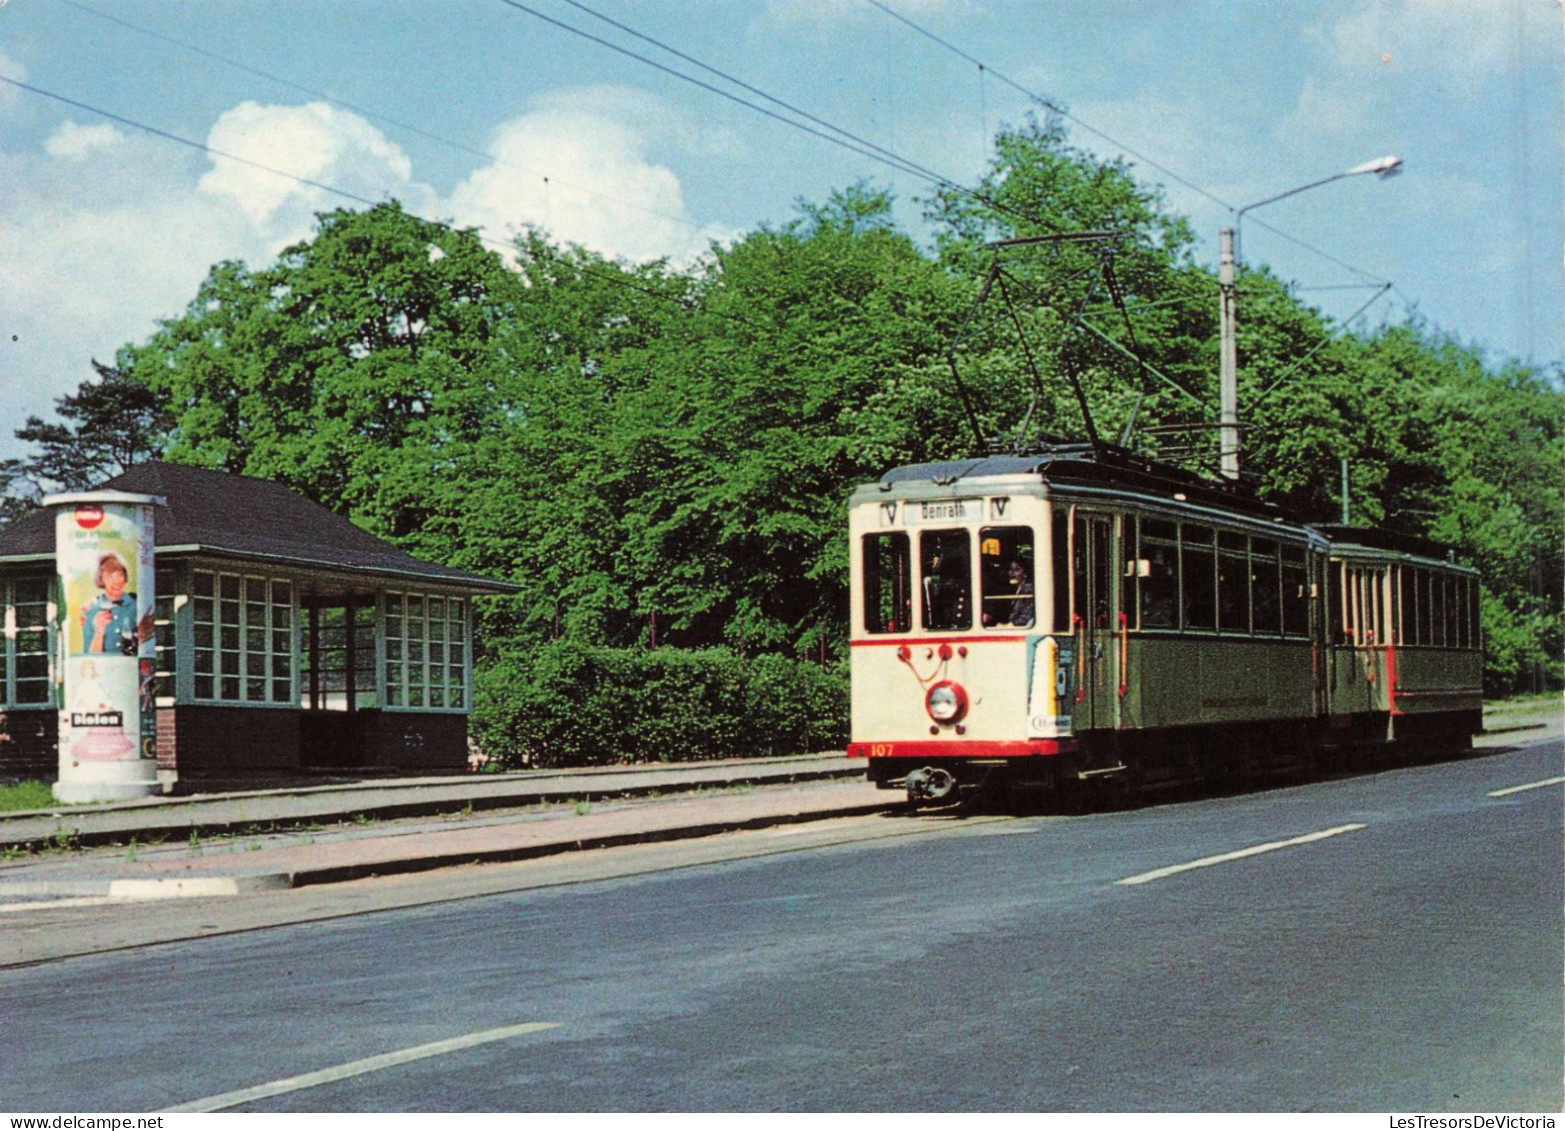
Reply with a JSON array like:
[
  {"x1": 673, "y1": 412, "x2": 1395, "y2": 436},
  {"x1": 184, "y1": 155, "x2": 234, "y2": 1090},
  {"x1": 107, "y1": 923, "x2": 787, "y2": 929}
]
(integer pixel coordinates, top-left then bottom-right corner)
[{"x1": 846, "y1": 446, "x2": 1483, "y2": 803}]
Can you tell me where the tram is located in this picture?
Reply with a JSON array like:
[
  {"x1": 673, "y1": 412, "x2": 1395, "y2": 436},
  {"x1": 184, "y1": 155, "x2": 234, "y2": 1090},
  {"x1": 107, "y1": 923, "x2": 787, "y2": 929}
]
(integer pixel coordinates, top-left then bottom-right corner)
[{"x1": 845, "y1": 444, "x2": 1483, "y2": 804}]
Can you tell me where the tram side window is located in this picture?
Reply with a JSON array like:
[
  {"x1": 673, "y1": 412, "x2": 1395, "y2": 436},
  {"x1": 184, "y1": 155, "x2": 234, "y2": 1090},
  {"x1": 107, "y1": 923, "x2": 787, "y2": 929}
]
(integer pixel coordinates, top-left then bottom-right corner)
[
  {"x1": 1120, "y1": 519, "x2": 1139, "y2": 630},
  {"x1": 1327, "y1": 563, "x2": 1345, "y2": 644},
  {"x1": 979, "y1": 526, "x2": 1035, "y2": 628},
  {"x1": 1140, "y1": 519, "x2": 1178, "y2": 629},
  {"x1": 1404, "y1": 569, "x2": 1419, "y2": 646},
  {"x1": 1446, "y1": 578, "x2": 1458, "y2": 650},
  {"x1": 1468, "y1": 579, "x2": 1481, "y2": 649},
  {"x1": 862, "y1": 532, "x2": 911, "y2": 634},
  {"x1": 920, "y1": 530, "x2": 971, "y2": 631},
  {"x1": 1252, "y1": 538, "x2": 1281, "y2": 635},
  {"x1": 1281, "y1": 548, "x2": 1308, "y2": 638},
  {"x1": 1217, "y1": 531, "x2": 1249, "y2": 634},
  {"x1": 1418, "y1": 569, "x2": 1433, "y2": 645},
  {"x1": 1051, "y1": 512, "x2": 1070, "y2": 634},
  {"x1": 1181, "y1": 524, "x2": 1216, "y2": 631}
]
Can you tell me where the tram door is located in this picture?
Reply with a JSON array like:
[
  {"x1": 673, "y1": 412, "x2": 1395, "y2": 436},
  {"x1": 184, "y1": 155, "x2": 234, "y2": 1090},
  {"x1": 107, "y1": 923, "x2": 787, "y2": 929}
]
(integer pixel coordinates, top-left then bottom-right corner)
[{"x1": 1071, "y1": 512, "x2": 1117, "y2": 731}]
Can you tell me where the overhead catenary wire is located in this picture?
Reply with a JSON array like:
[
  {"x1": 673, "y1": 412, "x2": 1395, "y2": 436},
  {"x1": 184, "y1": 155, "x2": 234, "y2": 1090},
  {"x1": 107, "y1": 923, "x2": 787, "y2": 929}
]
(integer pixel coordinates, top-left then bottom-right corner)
[
  {"x1": 492, "y1": 0, "x2": 1050, "y2": 234},
  {"x1": 59, "y1": 0, "x2": 706, "y2": 234},
  {"x1": 865, "y1": 0, "x2": 1400, "y2": 294},
  {"x1": 0, "y1": 73, "x2": 762, "y2": 333}
]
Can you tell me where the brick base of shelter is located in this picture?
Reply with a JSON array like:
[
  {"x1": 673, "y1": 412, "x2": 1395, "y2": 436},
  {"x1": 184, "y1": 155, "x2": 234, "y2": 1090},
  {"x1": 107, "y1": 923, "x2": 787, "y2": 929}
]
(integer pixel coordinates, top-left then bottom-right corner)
[
  {"x1": 0, "y1": 709, "x2": 57, "y2": 782},
  {"x1": 0, "y1": 705, "x2": 466, "y2": 784}
]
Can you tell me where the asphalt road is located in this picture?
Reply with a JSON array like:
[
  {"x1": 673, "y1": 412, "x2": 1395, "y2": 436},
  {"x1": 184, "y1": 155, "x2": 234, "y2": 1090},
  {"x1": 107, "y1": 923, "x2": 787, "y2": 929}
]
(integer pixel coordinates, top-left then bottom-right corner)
[{"x1": 3, "y1": 737, "x2": 1560, "y2": 1113}]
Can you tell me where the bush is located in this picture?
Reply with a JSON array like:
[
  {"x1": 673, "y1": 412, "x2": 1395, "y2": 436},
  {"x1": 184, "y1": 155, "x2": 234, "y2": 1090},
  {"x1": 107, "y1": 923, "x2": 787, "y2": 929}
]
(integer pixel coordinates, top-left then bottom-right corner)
[{"x1": 471, "y1": 642, "x2": 848, "y2": 768}]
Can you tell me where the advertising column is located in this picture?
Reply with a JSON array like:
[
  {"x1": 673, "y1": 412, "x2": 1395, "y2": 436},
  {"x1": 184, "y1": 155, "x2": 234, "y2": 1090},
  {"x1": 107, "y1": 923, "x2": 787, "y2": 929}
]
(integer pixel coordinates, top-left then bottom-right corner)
[{"x1": 46, "y1": 490, "x2": 165, "y2": 804}]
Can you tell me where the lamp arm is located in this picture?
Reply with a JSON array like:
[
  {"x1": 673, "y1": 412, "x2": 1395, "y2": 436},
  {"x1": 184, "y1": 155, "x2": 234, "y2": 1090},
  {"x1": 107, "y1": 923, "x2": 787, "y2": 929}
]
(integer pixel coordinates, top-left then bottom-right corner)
[{"x1": 1236, "y1": 171, "x2": 1349, "y2": 223}]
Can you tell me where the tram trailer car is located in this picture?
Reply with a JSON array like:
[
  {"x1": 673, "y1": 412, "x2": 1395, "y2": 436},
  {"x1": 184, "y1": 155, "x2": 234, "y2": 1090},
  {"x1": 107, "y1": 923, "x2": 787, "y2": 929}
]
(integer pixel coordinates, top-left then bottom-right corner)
[{"x1": 845, "y1": 446, "x2": 1483, "y2": 804}]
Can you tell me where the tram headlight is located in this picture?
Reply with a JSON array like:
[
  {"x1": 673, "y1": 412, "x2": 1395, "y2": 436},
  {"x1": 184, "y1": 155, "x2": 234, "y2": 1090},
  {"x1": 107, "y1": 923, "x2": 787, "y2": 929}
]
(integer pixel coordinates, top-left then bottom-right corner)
[{"x1": 925, "y1": 680, "x2": 968, "y2": 725}]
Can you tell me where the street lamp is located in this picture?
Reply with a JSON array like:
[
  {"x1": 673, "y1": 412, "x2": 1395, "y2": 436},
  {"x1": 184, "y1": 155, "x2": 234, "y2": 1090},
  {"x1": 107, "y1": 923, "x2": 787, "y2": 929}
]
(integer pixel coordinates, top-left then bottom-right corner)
[{"x1": 1217, "y1": 155, "x2": 1403, "y2": 480}]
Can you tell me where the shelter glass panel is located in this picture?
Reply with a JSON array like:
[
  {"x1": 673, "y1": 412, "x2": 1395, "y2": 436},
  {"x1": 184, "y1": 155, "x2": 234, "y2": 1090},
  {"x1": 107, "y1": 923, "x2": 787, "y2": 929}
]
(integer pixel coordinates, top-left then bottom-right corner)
[
  {"x1": 384, "y1": 592, "x2": 468, "y2": 711},
  {"x1": 5, "y1": 577, "x2": 53, "y2": 707},
  {"x1": 193, "y1": 570, "x2": 295, "y2": 705}
]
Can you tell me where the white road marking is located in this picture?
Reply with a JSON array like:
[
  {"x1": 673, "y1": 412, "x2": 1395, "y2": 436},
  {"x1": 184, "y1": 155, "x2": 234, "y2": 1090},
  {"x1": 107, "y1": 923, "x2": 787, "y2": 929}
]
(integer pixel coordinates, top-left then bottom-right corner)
[
  {"x1": 1117, "y1": 824, "x2": 1366, "y2": 887},
  {"x1": 159, "y1": 1022, "x2": 560, "y2": 1112},
  {"x1": 1488, "y1": 776, "x2": 1565, "y2": 798}
]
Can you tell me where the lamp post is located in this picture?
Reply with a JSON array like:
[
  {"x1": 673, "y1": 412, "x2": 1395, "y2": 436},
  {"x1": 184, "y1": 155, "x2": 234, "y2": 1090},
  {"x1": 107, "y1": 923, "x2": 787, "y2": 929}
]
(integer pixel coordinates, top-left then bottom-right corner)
[{"x1": 1217, "y1": 155, "x2": 1402, "y2": 480}]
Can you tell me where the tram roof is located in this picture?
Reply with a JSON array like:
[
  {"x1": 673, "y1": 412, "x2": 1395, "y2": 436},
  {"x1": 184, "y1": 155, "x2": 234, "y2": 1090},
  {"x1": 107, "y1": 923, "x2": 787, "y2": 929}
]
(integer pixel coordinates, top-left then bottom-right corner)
[
  {"x1": 872, "y1": 443, "x2": 1289, "y2": 523},
  {"x1": 1313, "y1": 524, "x2": 1468, "y2": 568}
]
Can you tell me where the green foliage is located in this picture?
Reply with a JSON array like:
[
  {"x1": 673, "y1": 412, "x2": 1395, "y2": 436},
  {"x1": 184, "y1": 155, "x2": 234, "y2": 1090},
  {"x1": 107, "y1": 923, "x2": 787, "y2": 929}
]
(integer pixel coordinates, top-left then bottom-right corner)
[
  {"x1": 2, "y1": 360, "x2": 173, "y2": 515},
  {"x1": 471, "y1": 643, "x2": 847, "y2": 767}
]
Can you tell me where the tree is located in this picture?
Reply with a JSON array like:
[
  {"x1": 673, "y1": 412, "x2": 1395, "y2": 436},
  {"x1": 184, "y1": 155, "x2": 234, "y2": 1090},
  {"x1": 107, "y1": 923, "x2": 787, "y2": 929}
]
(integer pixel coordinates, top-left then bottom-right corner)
[
  {"x1": 7, "y1": 359, "x2": 172, "y2": 505},
  {"x1": 127, "y1": 202, "x2": 524, "y2": 548}
]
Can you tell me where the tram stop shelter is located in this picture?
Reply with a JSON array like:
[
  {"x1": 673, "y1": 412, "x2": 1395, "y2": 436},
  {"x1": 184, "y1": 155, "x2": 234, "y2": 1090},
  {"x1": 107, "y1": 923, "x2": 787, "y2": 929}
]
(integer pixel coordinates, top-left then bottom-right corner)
[{"x1": 0, "y1": 461, "x2": 517, "y2": 788}]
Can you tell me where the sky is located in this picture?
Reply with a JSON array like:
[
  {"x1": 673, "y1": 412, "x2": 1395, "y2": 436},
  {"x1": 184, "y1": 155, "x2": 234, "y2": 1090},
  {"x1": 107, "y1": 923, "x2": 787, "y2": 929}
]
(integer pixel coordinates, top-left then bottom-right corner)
[{"x1": 1, "y1": 0, "x2": 1559, "y2": 467}]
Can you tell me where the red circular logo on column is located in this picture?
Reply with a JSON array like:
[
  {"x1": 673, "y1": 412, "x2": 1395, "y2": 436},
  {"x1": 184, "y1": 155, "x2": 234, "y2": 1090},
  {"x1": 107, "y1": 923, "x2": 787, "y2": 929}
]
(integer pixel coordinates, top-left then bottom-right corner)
[{"x1": 74, "y1": 505, "x2": 105, "y2": 530}]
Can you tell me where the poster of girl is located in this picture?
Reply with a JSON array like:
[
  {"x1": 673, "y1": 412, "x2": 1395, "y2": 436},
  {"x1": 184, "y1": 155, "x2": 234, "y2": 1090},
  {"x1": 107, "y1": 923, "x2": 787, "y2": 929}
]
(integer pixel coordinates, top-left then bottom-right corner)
[{"x1": 79, "y1": 550, "x2": 145, "y2": 655}]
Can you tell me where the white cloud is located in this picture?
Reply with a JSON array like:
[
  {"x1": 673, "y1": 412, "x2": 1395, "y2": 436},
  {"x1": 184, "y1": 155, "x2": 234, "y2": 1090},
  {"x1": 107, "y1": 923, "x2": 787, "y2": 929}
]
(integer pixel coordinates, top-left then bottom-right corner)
[
  {"x1": 43, "y1": 121, "x2": 123, "y2": 160},
  {"x1": 448, "y1": 86, "x2": 736, "y2": 264},
  {"x1": 0, "y1": 133, "x2": 257, "y2": 449},
  {"x1": 0, "y1": 101, "x2": 442, "y2": 459},
  {"x1": 198, "y1": 101, "x2": 435, "y2": 232},
  {"x1": 0, "y1": 88, "x2": 737, "y2": 463}
]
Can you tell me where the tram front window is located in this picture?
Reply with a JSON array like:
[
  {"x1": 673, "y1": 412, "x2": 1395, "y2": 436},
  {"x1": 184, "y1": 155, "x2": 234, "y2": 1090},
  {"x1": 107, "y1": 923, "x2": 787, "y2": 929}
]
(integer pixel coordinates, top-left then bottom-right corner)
[
  {"x1": 920, "y1": 530, "x2": 971, "y2": 631},
  {"x1": 862, "y1": 532, "x2": 911, "y2": 634},
  {"x1": 979, "y1": 526, "x2": 1034, "y2": 627}
]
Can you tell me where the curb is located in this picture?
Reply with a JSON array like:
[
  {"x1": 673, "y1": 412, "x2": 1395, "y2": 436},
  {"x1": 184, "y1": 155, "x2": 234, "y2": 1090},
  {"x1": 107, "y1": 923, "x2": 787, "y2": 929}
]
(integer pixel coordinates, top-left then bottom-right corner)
[
  {"x1": 287, "y1": 799, "x2": 895, "y2": 887},
  {"x1": 0, "y1": 798, "x2": 894, "y2": 902},
  {"x1": 0, "y1": 764, "x2": 866, "y2": 854}
]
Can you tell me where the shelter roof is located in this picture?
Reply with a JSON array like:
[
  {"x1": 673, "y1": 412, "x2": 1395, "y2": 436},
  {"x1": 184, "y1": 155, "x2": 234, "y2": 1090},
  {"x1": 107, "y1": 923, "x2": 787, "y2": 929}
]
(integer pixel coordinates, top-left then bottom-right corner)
[{"x1": 0, "y1": 461, "x2": 518, "y2": 593}]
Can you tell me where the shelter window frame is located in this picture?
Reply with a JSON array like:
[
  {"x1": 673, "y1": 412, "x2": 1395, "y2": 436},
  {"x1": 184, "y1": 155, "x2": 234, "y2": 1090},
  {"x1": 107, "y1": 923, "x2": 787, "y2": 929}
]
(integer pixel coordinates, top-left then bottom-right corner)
[
  {"x1": 2, "y1": 576, "x2": 54, "y2": 709},
  {"x1": 191, "y1": 570, "x2": 296, "y2": 708},
  {"x1": 384, "y1": 591, "x2": 469, "y2": 712}
]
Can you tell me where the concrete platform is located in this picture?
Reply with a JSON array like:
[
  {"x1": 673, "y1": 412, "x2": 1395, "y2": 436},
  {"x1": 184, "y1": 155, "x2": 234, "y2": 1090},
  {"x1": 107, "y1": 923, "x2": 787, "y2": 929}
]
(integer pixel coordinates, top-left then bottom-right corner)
[{"x1": 0, "y1": 754, "x2": 889, "y2": 904}]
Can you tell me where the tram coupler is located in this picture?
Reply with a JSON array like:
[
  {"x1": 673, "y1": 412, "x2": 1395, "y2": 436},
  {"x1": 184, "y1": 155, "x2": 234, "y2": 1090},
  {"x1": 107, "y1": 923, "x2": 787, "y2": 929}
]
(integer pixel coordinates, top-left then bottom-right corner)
[{"x1": 905, "y1": 766, "x2": 957, "y2": 803}]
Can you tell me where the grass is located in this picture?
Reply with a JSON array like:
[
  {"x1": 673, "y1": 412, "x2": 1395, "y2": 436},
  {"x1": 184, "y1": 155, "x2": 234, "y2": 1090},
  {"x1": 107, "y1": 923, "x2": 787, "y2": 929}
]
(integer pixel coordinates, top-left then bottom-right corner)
[
  {"x1": 0, "y1": 780, "x2": 57, "y2": 813},
  {"x1": 1485, "y1": 692, "x2": 1562, "y2": 718}
]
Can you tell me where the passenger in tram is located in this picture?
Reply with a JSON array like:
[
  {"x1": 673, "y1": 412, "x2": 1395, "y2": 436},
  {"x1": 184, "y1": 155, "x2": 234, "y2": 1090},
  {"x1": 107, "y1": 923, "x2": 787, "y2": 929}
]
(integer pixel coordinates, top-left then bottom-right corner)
[{"x1": 1005, "y1": 559, "x2": 1035, "y2": 628}]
